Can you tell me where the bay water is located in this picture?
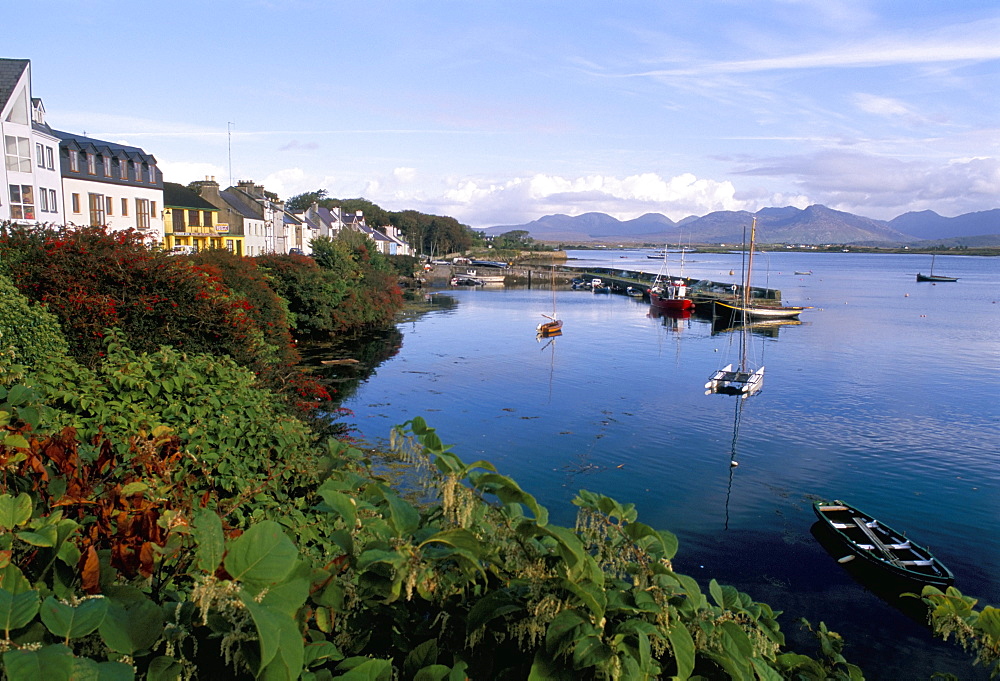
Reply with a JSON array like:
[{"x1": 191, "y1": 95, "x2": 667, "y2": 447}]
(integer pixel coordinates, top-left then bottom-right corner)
[{"x1": 330, "y1": 250, "x2": 999, "y2": 679}]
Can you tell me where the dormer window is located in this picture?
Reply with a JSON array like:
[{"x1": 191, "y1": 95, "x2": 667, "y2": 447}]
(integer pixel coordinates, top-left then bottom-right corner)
[
  {"x1": 103, "y1": 155, "x2": 111, "y2": 177},
  {"x1": 86, "y1": 153, "x2": 95, "y2": 175},
  {"x1": 70, "y1": 149, "x2": 80, "y2": 172}
]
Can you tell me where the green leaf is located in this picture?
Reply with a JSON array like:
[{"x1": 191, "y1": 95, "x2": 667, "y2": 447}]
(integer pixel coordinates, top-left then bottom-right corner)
[
  {"x1": 192, "y1": 510, "x2": 225, "y2": 574},
  {"x1": 709, "y1": 579, "x2": 725, "y2": 608},
  {"x1": 223, "y1": 520, "x2": 297, "y2": 584},
  {"x1": 373, "y1": 486, "x2": 420, "y2": 537},
  {"x1": 98, "y1": 597, "x2": 164, "y2": 654},
  {"x1": 119, "y1": 482, "x2": 148, "y2": 495},
  {"x1": 242, "y1": 598, "x2": 304, "y2": 681},
  {"x1": 334, "y1": 657, "x2": 394, "y2": 680},
  {"x1": 0, "y1": 494, "x2": 33, "y2": 530},
  {"x1": 71, "y1": 657, "x2": 135, "y2": 681},
  {"x1": 3, "y1": 643, "x2": 74, "y2": 681},
  {"x1": 39, "y1": 596, "x2": 108, "y2": 640},
  {"x1": 16, "y1": 526, "x2": 59, "y2": 548},
  {"x1": 667, "y1": 622, "x2": 695, "y2": 680},
  {"x1": 317, "y1": 485, "x2": 357, "y2": 528},
  {"x1": 0, "y1": 588, "x2": 40, "y2": 632},
  {"x1": 145, "y1": 656, "x2": 182, "y2": 681}
]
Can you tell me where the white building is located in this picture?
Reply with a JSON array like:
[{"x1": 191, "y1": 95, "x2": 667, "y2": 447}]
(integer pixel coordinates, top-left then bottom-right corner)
[
  {"x1": 54, "y1": 130, "x2": 164, "y2": 242},
  {"x1": 1, "y1": 58, "x2": 64, "y2": 225}
]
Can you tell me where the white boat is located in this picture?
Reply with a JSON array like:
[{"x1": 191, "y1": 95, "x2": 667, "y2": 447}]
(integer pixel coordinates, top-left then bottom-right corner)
[{"x1": 705, "y1": 364, "x2": 764, "y2": 398}]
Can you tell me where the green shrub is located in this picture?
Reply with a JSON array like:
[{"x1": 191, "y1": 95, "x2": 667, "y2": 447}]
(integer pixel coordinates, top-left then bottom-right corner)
[{"x1": 0, "y1": 273, "x2": 70, "y2": 371}]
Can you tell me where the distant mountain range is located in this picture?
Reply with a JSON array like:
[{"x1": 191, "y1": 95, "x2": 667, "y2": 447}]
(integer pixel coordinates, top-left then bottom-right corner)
[{"x1": 484, "y1": 205, "x2": 1000, "y2": 245}]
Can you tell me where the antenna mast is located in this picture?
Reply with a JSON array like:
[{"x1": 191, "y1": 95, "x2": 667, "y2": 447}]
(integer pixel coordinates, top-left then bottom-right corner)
[{"x1": 227, "y1": 121, "x2": 234, "y2": 186}]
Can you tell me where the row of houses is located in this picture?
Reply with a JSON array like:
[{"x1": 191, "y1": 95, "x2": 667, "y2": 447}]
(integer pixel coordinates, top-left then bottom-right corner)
[{"x1": 1, "y1": 58, "x2": 411, "y2": 257}]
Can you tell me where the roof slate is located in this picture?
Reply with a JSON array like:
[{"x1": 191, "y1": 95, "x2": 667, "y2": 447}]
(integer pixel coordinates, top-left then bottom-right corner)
[
  {"x1": 0, "y1": 58, "x2": 29, "y2": 111},
  {"x1": 51, "y1": 129, "x2": 158, "y2": 164},
  {"x1": 163, "y1": 182, "x2": 219, "y2": 211}
]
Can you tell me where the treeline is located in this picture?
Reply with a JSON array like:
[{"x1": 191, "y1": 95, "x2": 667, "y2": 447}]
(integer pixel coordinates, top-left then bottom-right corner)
[
  {"x1": 0, "y1": 224, "x2": 997, "y2": 679},
  {"x1": 286, "y1": 191, "x2": 481, "y2": 258}
]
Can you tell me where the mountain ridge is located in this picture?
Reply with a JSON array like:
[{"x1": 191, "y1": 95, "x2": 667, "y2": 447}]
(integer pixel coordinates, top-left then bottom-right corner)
[{"x1": 485, "y1": 205, "x2": 1000, "y2": 245}]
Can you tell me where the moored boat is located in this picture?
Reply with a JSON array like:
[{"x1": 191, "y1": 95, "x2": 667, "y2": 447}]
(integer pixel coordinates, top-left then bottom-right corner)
[
  {"x1": 813, "y1": 500, "x2": 954, "y2": 588},
  {"x1": 714, "y1": 299, "x2": 805, "y2": 321},
  {"x1": 916, "y1": 254, "x2": 958, "y2": 283},
  {"x1": 649, "y1": 279, "x2": 695, "y2": 311}
]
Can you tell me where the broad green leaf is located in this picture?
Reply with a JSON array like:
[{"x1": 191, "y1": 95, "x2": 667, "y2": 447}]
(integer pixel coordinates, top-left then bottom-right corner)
[
  {"x1": 334, "y1": 657, "x2": 394, "y2": 680},
  {"x1": 709, "y1": 579, "x2": 725, "y2": 609},
  {"x1": 571, "y1": 634, "x2": 612, "y2": 669},
  {"x1": 258, "y1": 608, "x2": 305, "y2": 681},
  {"x1": 2, "y1": 433, "x2": 29, "y2": 450},
  {"x1": 241, "y1": 599, "x2": 281, "y2": 673},
  {"x1": 373, "y1": 487, "x2": 420, "y2": 537},
  {"x1": 0, "y1": 494, "x2": 32, "y2": 530},
  {"x1": 17, "y1": 525, "x2": 59, "y2": 548},
  {"x1": 98, "y1": 597, "x2": 164, "y2": 654},
  {"x1": 223, "y1": 520, "x2": 297, "y2": 584},
  {"x1": 466, "y1": 588, "x2": 524, "y2": 633},
  {"x1": 40, "y1": 596, "x2": 108, "y2": 640},
  {"x1": 71, "y1": 657, "x2": 135, "y2": 681},
  {"x1": 317, "y1": 485, "x2": 357, "y2": 528},
  {"x1": 0, "y1": 588, "x2": 39, "y2": 632},
  {"x1": 560, "y1": 578, "x2": 607, "y2": 622},
  {"x1": 667, "y1": 622, "x2": 695, "y2": 680},
  {"x1": 413, "y1": 666, "x2": 452, "y2": 681},
  {"x1": 0, "y1": 564, "x2": 31, "y2": 594},
  {"x1": 3, "y1": 643, "x2": 74, "y2": 681},
  {"x1": 120, "y1": 482, "x2": 148, "y2": 495},
  {"x1": 145, "y1": 656, "x2": 182, "y2": 681},
  {"x1": 192, "y1": 510, "x2": 225, "y2": 574},
  {"x1": 417, "y1": 528, "x2": 481, "y2": 554}
]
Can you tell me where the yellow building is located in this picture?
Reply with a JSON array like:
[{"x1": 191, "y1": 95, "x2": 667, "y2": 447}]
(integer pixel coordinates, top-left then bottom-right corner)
[{"x1": 162, "y1": 182, "x2": 244, "y2": 254}]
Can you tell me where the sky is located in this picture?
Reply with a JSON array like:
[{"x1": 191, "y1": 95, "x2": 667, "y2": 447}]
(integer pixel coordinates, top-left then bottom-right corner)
[{"x1": 9, "y1": 0, "x2": 999, "y2": 228}]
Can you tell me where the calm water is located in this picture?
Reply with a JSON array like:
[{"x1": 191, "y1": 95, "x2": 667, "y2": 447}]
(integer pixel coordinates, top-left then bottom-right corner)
[{"x1": 336, "y1": 251, "x2": 999, "y2": 679}]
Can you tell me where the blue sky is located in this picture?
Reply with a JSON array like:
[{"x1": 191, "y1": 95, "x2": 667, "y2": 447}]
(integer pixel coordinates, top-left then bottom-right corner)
[{"x1": 11, "y1": 0, "x2": 999, "y2": 227}]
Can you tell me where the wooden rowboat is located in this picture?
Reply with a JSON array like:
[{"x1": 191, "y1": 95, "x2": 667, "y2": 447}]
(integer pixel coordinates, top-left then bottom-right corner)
[{"x1": 813, "y1": 500, "x2": 954, "y2": 587}]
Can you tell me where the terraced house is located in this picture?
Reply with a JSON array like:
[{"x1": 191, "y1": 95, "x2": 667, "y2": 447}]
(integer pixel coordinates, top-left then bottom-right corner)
[
  {"x1": 55, "y1": 130, "x2": 163, "y2": 241},
  {"x1": 1, "y1": 58, "x2": 64, "y2": 225},
  {"x1": 162, "y1": 182, "x2": 231, "y2": 253}
]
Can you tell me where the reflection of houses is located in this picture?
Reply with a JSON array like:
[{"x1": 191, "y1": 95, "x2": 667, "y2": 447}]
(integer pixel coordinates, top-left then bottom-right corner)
[
  {"x1": 162, "y1": 182, "x2": 232, "y2": 253},
  {"x1": 55, "y1": 130, "x2": 164, "y2": 241},
  {"x1": 1, "y1": 59, "x2": 64, "y2": 225}
]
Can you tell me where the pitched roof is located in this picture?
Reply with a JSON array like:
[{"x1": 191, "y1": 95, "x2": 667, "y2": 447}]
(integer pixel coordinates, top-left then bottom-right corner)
[
  {"x1": 219, "y1": 189, "x2": 261, "y2": 219},
  {"x1": 0, "y1": 58, "x2": 29, "y2": 111},
  {"x1": 51, "y1": 129, "x2": 158, "y2": 164},
  {"x1": 163, "y1": 182, "x2": 218, "y2": 211}
]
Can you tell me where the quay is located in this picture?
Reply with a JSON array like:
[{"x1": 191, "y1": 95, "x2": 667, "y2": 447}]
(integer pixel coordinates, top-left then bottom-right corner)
[{"x1": 419, "y1": 261, "x2": 785, "y2": 314}]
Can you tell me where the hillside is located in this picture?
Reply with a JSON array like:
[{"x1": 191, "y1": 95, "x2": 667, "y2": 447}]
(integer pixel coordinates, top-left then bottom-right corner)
[{"x1": 485, "y1": 205, "x2": 1000, "y2": 245}]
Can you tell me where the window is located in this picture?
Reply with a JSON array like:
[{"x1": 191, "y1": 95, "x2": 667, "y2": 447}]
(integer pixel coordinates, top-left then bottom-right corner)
[
  {"x1": 172, "y1": 208, "x2": 184, "y2": 233},
  {"x1": 148, "y1": 164, "x2": 157, "y2": 183},
  {"x1": 36, "y1": 143, "x2": 44, "y2": 167},
  {"x1": 103, "y1": 155, "x2": 111, "y2": 177},
  {"x1": 9, "y1": 184, "x2": 35, "y2": 220},
  {"x1": 106, "y1": 196, "x2": 113, "y2": 215},
  {"x1": 132, "y1": 161, "x2": 140, "y2": 182},
  {"x1": 48, "y1": 189, "x2": 57, "y2": 213},
  {"x1": 188, "y1": 209, "x2": 201, "y2": 227},
  {"x1": 121, "y1": 198, "x2": 128, "y2": 216},
  {"x1": 151, "y1": 201, "x2": 156, "y2": 217},
  {"x1": 4, "y1": 136, "x2": 31, "y2": 172},
  {"x1": 72, "y1": 193, "x2": 81, "y2": 213},
  {"x1": 88, "y1": 193, "x2": 105, "y2": 227},
  {"x1": 137, "y1": 199, "x2": 150, "y2": 230},
  {"x1": 119, "y1": 159, "x2": 128, "y2": 180},
  {"x1": 226, "y1": 239, "x2": 234, "y2": 252},
  {"x1": 203, "y1": 211, "x2": 213, "y2": 229},
  {"x1": 39, "y1": 187, "x2": 49, "y2": 212},
  {"x1": 46, "y1": 146, "x2": 54, "y2": 170},
  {"x1": 87, "y1": 153, "x2": 95, "y2": 175},
  {"x1": 70, "y1": 150, "x2": 80, "y2": 172}
]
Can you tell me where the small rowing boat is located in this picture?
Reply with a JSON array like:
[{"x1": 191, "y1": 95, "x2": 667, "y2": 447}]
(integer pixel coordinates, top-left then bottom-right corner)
[{"x1": 813, "y1": 500, "x2": 953, "y2": 587}]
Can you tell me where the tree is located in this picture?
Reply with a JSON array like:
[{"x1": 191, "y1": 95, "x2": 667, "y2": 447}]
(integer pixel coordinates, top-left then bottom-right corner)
[
  {"x1": 285, "y1": 189, "x2": 328, "y2": 212},
  {"x1": 498, "y1": 229, "x2": 534, "y2": 249}
]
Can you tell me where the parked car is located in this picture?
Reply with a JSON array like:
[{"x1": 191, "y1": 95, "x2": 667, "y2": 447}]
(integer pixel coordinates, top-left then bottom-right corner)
[
  {"x1": 169, "y1": 245, "x2": 196, "y2": 255},
  {"x1": 289, "y1": 248, "x2": 304, "y2": 255}
]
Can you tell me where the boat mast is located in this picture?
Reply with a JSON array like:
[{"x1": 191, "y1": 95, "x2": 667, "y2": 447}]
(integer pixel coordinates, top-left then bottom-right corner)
[{"x1": 740, "y1": 217, "x2": 757, "y2": 369}]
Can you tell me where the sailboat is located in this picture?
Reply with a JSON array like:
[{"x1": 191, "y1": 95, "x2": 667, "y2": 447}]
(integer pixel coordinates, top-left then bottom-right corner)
[
  {"x1": 916, "y1": 254, "x2": 958, "y2": 282},
  {"x1": 713, "y1": 217, "x2": 807, "y2": 322},
  {"x1": 648, "y1": 245, "x2": 694, "y2": 312},
  {"x1": 705, "y1": 218, "x2": 768, "y2": 398},
  {"x1": 536, "y1": 264, "x2": 563, "y2": 337}
]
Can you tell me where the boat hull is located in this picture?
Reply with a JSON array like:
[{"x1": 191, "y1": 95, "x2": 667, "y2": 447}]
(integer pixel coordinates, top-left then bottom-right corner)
[
  {"x1": 536, "y1": 320, "x2": 563, "y2": 336},
  {"x1": 715, "y1": 300, "x2": 804, "y2": 320},
  {"x1": 916, "y1": 273, "x2": 958, "y2": 282},
  {"x1": 813, "y1": 501, "x2": 954, "y2": 588},
  {"x1": 649, "y1": 290, "x2": 694, "y2": 311},
  {"x1": 705, "y1": 363, "x2": 764, "y2": 398}
]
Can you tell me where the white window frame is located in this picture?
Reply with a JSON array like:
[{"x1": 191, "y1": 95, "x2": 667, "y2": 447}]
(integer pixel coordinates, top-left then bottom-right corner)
[{"x1": 5, "y1": 135, "x2": 32, "y2": 172}]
